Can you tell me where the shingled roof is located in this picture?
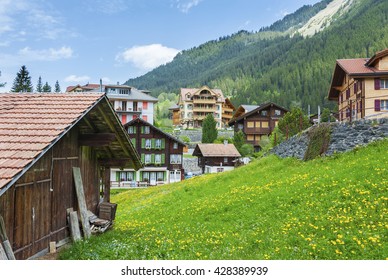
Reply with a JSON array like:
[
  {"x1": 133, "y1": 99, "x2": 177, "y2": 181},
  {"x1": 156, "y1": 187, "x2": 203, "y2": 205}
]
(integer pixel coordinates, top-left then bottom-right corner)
[
  {"x1": 0, "y1": 93, "x2": 142, "y2": 191},
  {"x1": 192, "y1": 143, "x2": 241, "y2": 157}
]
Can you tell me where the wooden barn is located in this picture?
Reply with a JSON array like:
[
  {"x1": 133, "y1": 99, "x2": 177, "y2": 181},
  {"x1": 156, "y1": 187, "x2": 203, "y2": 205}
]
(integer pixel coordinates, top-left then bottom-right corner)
[{"x1": 0, "y1": 93, "x2": 142, "y2": 259}]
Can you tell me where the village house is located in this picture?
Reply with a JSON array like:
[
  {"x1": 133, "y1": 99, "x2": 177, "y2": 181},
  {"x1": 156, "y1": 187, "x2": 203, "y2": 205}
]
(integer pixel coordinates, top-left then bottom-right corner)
[
  {"x1": 0, "y1": 93, "x2": 142, "y2": 259},
  {"x1": 328, "y1": 48, "x2": 388, "y2": 121},
  {"x1": 66, "y1": 82, "x2": 158, "y2": 125},
  {"x1": 228, "y1": 102, "x2": 288, "y2": 151},
  {"x1": 110, "y1": 117, "x2": 186, "y2": 187},
  {"x1": 192, "y1": 142, "x2": 241, "y2": 174},
  {"x1": 171, "y1": 86, "x2": 235, "y2": 129}
]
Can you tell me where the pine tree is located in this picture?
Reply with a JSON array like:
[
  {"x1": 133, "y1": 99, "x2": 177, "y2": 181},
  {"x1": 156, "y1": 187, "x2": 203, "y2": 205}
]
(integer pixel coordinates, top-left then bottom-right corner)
[
  {"x1": 11, "y1": 65, "x2": 33, "y2": 92},
  {"x1": 54, "y1": 80, "x2": 61, "y2": 93},
  {"x1": 233, "y1": 130, "x2": 245, "y2": 154},
  {"x1": 0, "y1": 70, "x2": 5, "y2": 88},
  {"x1": 36, "y1": 76, "x2": 43, "y2": 92},
  {"x1": 42, "y1": 82, "x2": 52, "y2": 92},
  {"x1": 201, "y1": 113, "x2": 218, "y2": 143}
]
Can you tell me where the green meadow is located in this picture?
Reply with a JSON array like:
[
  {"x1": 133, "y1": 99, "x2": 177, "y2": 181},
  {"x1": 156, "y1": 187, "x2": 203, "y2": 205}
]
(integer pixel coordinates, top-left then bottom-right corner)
[{"x1": 59, "y1": 140, "x2": 388, "y2": 260}]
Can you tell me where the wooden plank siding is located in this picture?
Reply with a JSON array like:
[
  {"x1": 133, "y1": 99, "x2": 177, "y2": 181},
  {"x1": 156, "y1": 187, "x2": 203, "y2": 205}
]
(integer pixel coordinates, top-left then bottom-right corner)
[{"x1": 0, "y1": 126, "x2": 102, "y2": 259}]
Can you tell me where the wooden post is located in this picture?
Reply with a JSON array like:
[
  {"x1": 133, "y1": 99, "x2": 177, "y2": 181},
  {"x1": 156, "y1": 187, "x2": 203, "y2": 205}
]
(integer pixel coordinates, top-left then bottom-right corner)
[
  {"x1": 68, "y1": 211, "x2": 82, "y2": 242},
  {"x1": 72, "y1": 167, "x2": 91, "y2": 239},
  {"x1": 0, "y1": 215, "x2": 15, "y2": 260},
  {"x1": 104, "y1": 167, "x2": 111, "y2": 203}
]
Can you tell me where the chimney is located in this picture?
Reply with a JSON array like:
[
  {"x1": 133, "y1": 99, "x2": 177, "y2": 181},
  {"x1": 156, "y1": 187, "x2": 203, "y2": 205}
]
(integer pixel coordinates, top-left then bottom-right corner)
[{"x1": 99, "y1": 79, "x2": 102, "y2": 92}]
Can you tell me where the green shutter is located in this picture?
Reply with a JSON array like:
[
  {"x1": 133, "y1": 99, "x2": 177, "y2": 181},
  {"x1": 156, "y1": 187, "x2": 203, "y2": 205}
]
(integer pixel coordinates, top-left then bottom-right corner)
[
  {"x1": 116, "y1": 172, "x2": 120, "y2": 182},
  {"x1": 161, "y1": 154, "x2": 165, "y2": 164},
  {"x1": 161, "y1": 139, "x2": 165, "y2": 149},
  {"x1": 151, "y1": 138, "x2": 155, "y2": 149},
  {"x1": 134, "y1": 126, "x2": 137, "y2": 134},
  {"x1": 141, "y1": 153, "x2": 145, "y2": 163},
  {"x1": 131, "y1": 138, "x2": 136, "y2": 148},
  {"x1": 141, "y1": 126, "x2": 144, "y2": 133},
  {"x1": 141, "y1": 138, "x2": 145, "y2": 148},
  {"x1": 151, "y1": 154, "x2": 155, "y2": 163}
]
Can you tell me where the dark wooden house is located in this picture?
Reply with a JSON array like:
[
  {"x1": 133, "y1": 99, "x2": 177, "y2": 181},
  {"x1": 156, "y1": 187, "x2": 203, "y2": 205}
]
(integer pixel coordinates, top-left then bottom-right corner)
[
  {"x1": 228, "y1": 102, "x2": 288, "y2": 151},
  {"x1": 0, "y1": 93, "x2": 142, "y2": 259},
  {"x1": 112, "y1": 117, "x2": 186, "y2": 186},
  {"x1": 192, "y1": 143, "x2": 241, "y2": 174}
]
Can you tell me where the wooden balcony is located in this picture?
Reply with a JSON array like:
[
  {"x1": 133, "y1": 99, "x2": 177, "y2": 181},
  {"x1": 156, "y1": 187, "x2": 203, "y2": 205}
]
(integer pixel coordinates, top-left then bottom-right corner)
[
  {"x1": 193, "y1": 106, "x2": 215, "y2": 112},
  {"x1": 193, "y1": 98, "x2": 216, "y2": 104}
]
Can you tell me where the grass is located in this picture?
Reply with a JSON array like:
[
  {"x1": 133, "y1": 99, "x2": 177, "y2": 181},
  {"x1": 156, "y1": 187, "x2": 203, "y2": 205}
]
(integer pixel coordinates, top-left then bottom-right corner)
[{"x1": 59, "y1": 140, "x2": 388, "y2": 260}]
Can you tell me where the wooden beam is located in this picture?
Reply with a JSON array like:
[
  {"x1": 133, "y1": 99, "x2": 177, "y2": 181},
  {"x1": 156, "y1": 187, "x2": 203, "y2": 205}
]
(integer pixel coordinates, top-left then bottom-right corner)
[
  {"x1": 79, "y1": 133, "x2": 116, "y2": 146},
  {"x1": 103, "y1": 167, "x2": 111, "y2": 203},
  {"x1": 72, "y1": 167, "x2": 91, "y2": 239}
]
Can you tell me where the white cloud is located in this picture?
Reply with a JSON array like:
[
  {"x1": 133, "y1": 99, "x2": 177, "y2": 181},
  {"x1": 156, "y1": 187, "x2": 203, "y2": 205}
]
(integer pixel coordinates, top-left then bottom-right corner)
[
  {"x1": 85, "y1": 0, "x2": 128, "y2": 14},
  {"x1": 18, "y1": 46, "x2": 73, "y2": 61},
  {"x1": 64, "y1": 75, "x2": 91, "y2": 83},
  {"x1": 116, "y1": 44, "x2": 180, "y2": 71},
  {"x1": 175, "y1": 0, "x2": 203, "y2": 13}
]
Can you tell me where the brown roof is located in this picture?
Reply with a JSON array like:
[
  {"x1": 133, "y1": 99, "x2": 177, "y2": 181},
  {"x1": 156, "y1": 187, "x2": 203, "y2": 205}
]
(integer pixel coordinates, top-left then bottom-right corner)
[
  {"x1": 180, "y1": 86, "x2": 225, "y2": 102},
  {"x1": 0, "y1": 93, "x2": 141, "y2": 190},
  {"x1": 193, "y1": 143, "x2": 241, "y2": 157}
]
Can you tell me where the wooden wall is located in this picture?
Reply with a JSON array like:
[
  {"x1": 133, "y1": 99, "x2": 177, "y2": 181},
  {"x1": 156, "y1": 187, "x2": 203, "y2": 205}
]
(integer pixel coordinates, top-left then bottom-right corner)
[{"x1": 0, "y1": 125, "x2": 101, "y2": 259}]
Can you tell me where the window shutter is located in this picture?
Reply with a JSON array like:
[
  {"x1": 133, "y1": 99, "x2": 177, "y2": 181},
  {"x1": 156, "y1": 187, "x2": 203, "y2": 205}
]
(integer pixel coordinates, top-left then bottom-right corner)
[
  {"x1": 141, "y1": 138, "x2": 145, "y2": 148},
  {"x1": 151, "y1": 154, "x2": 155, "y2": 163},
  {"x1": 161, "y1": 154, "x2": 165, "y2": 164},
  {"x1": 375, "y1": 100, "x2": 381, "y2": 111},
  {"x1": 131, "y1": 138, "x2": 136, "y2": 148},
  {"x1": 161, "y1": 139, "x2": 165, "y2": 149},
  {"x1": 360, "y1": 81, "x2": 362, "y2": 91},
  {"x1": 141, "y1": 126, "x2": 144, "y2": 133},
  {"x1": 346, "y1": 89, "x2": 350, "y2": 99},
  {"x1": 116, "y1": 172, "x2": 120, "y2": 182},
  {"x1": 141, "y1": 153, "x2": 145, "y2": 163},
  {"x1": 374, "y1": 79, "x2": 381, "y2": 90},
  {"x1": 134, "y1": 126, "x2": 137, "y2": 134},
  {"x1": 151, "y1": 138, "x2": 155, "y2": 149},
  {"x1": 354, "y1": 83, "x2": 357, "y2": 93}
]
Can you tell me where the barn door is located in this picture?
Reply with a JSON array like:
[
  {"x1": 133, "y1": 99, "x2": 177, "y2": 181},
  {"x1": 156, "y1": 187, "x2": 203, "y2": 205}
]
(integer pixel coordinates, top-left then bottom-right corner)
[{"x1": 13, "y1": 180, "x2": 51, "y2": 259}]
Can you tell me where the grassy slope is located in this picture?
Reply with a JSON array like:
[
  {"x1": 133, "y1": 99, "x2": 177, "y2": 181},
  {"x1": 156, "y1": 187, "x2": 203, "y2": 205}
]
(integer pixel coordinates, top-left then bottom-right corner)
[{"x1": 60, "y1": 140, "x2": 388, "y2": 260}]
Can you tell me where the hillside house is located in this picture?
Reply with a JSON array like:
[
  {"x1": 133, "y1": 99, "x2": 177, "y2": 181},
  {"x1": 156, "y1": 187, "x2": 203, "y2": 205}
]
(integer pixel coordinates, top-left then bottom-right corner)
[
  {"x1": 110, "y1": 117, "x2": 186, "y2": 187},
  {"x1": 192, "y1": 143, "x2": 241, "y2": 174},
  {"x1": 328, "y1": 48, "x2": 388, "y2": 121},
  {"x1": 172, "y1": 86, "x2": 235, "y2": 129},
  {"x1": 66, "y1": 83, "x2": 158, "y2": 125},
  {"x1": 228, "y1": 102, "x2": 288, "y2": 151},
  {"x1": 0, "y1": 93, "x2": 142, "y2": 259}
]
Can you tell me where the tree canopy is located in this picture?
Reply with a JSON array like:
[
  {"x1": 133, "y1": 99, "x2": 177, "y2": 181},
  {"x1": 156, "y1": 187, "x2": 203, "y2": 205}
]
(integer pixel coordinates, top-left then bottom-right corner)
[
  {"x1": 201, "y1": 114, "x2": 218, "y2": 143},
  {"x1": 11, "y1": 65, "x2": 33, "y2": 92}
]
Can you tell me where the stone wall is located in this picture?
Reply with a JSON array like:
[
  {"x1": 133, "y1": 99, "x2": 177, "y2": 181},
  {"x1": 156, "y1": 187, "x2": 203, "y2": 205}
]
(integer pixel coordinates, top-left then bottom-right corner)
[{"x1": 271, "y1": 118, "x2": 388, "y2": 160}]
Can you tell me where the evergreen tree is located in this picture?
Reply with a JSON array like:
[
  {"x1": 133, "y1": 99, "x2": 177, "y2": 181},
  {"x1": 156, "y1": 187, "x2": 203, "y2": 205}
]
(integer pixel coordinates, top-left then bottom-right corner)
[
  {"x1": 0, "y1": 70, "x2": 5, "y2": 88},
  {"x1": 233, "y1": 130, "x2": 245, "y2": 154},
  {"x1": 201, "y1": 113, "x2": 218, "y2": 143},
  {"x1": 54, "y1": 80, "x2": 61, "y2": 93},
  {"x1": 42, "y1": 82, "x2": 52, "y2": 92},
  {"x1": 36, "y1": 76, "x2": 43, "y2": 92},
  {"x1": 278, "y1": 107, "x2": 310, "y2": 138},
  {"x1": 11, "y1": 65, "x2": 33, "y2": 92}
]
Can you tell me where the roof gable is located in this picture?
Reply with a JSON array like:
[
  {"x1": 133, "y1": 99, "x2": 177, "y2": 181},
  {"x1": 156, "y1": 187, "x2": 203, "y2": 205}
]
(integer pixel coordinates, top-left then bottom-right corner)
[
  {"x1": 192, "y1": 143, "x2": 241, "y2": 157},
  {"x1": 229, "y1": 102, "x2": 288, "y2": 125},
  {"x1": 124, "y1": 117, "x2": 186, "y2": 146}
]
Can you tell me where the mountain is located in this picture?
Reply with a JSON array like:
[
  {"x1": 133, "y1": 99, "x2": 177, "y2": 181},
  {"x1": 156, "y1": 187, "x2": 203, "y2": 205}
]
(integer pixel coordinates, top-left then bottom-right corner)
[{"x1": 124, "y1": 0, "x2": 388, "y2": 113}]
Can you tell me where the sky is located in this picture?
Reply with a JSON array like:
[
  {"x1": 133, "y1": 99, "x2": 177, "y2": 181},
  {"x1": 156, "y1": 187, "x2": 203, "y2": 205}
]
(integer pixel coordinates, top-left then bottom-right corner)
[{"x1": 0, "y1": 0, "x2": 320, "y2": 92}]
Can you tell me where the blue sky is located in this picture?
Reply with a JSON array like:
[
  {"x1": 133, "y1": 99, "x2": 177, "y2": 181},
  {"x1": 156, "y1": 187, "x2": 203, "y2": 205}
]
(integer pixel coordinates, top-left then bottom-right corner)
[{"x1": 0, "y1": 0, "x2": 319, "y2": 92}]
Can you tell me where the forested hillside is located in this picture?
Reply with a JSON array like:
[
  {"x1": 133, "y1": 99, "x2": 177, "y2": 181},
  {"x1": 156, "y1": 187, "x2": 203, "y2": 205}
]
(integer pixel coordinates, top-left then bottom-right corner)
[{"x1": 125, "y1": 0, "x2": 388, "y2": 113}]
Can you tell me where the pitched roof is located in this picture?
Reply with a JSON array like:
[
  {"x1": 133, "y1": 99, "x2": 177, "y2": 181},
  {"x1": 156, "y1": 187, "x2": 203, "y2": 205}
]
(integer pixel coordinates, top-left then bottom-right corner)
[
  {"x1": 228, "y1": 102, "x2": 289, "y2": 126},
  {"x1": 180, "y1": 86, "x2": 225, "y2": 102},
  {"x1": 0, "y1": 93, "x2": 142, "y2": 191},
  {"x1": 105, "y1": 85, "x2": 158, "y2": 102},
  {"x1": 192, "y1": 143, "x2": 241, "y2": 157},
  {"x1": 124, "y1": 117, "x2": 186, "y2": 146}
]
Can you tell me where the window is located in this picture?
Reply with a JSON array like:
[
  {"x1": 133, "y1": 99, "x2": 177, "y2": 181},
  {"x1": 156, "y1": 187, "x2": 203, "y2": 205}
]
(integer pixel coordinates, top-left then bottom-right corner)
[
  {"x1": 381, "y1": 100, "x2": 388, "y2": 110},
  {"x1": 142, "y1": 172, "x2": 150, "y2": 181},
  {"x1": 144, "y1": 154, "x2": 151, "y2": 164},
  {"x1": 247, "y1": 135, "x2": 254, "y2": 141},
  {"x1": 118, "y1": 171, "x2": 134, "y2": 181},
  {"x1": 122, "y1": 101, "x2": 127, "y2": 111},
  {"x1": 380, "y1": 79, "x2": 388, "y2": 89},
  {"x1": 157, "y1": 172, "x2": 164, "y2": 181},
  {"x1": 274, "y1": 110, "x2": 281, "y2": 116},
  {"x1": 261, "y1": 121, "x2": 269, "y2": 128},
  {"x1": 238, "y1": 123, "x2": 244, "y2": 130},
  {"x1": 143, "y1": 126, "x2": 150, "y2": 134},
  {"x1": 170, "y1": 154, "x2": 182, "y2": 164},
  {"x1": 261, "y1": 110, "x2": 268, "y2": 116},
  {"x1": 187, "y1": 104, "x2": 193, "y2": 110},
  {"x1": 217, "y1": 168, "x2": 224, "y2": 173},
  {"x1": 155, "y1": 154, "x2": 162, "y2": 164},
  {"x1": 145, "y1": 139, "x2": 152, "y2": 149},
  {"x1": 127, "y1": 126, "x2": 135, "y2": 134},
  {"x1": 224, "y1": 157, "x2": 228, "y2": 163},
  {"x1": 247, "y1": 121, "x2": 254, "y2": 128},
  {"x1": 173, "y1": 142, "x2": 178, "y2": 149},
  {"x1": 155, "y1": 139, "x2": 162, "y2": 149},
  {"x1": 143, "y1": 102, "x2": 148, "y2": 110}
]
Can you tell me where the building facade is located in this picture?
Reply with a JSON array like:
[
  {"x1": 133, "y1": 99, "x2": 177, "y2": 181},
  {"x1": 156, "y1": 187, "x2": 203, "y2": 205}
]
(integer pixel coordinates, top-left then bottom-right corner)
[
  {"x1": 173, "y1": 86, "x2": 235, "y2": 129},
  {"x1": 328, "y1": 49, "x2": 388, "y2": 121},
  {"x1": 192, "y1": 143, "x2": 241, "y2": 174},
  {"x1": 228, "y1": 102, "x2": 288, "y2": 150},
  {"x1": 110, "y1": 117, "x2": 186, "y2": 187}
]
